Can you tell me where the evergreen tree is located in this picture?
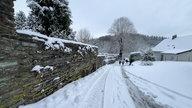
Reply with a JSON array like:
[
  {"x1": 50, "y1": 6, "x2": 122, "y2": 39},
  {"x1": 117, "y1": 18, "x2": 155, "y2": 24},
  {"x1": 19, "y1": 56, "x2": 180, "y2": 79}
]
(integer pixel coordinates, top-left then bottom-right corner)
[
  {"x1": 25, "y1": 13, "x2": 38, "y2": 31},
  {"x1": 14, "y1": 11, "x2": 27, "y2": 30},
  {"x1": 27, "y1": 0, "x2": 73, "y2": 39}
]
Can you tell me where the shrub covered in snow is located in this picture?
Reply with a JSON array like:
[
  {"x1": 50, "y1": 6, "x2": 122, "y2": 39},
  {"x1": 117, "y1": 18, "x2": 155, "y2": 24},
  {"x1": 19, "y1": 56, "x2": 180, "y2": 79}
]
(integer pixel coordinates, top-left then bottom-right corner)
[
  {"x1": 142, "y1": 49, "x2": 155, "y2": 61},
  {"x1": 141, "y1": 49, "x2": 155, "y2": 66}
]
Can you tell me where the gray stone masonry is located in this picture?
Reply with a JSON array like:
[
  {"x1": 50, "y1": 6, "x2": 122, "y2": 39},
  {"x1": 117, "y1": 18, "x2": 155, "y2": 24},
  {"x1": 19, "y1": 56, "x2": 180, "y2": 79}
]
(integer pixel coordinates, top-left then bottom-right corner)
[
  {"x1": 0, "y1": 32, "x2": 104, "y2": 108},
  {"x1": 0, "y1": 1, "x2": 104, "y2": 107},
  {"x1": 0, "y1": 0, "x2": 16, "y2": 37}
]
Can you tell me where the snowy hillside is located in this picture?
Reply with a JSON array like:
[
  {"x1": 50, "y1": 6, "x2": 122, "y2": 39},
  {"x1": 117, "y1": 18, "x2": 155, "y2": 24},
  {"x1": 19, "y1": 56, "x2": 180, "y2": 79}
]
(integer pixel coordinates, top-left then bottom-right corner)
[
  {"x1": 19, "y1": 61, "x2": 192, "y2": 108},
  {"x1": 89, "y1": 34, "x2": 164, "y2": 55}
]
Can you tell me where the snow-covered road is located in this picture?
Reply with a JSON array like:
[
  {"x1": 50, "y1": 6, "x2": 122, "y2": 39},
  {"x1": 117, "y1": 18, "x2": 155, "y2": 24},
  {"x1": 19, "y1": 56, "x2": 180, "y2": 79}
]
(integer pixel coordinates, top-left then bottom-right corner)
[
  {"x1": 20, "y1": 64, "x2": 137, "y2": 108},
  {"x1": 20, "y1": 62, "x2": 192, "y2": 108}
]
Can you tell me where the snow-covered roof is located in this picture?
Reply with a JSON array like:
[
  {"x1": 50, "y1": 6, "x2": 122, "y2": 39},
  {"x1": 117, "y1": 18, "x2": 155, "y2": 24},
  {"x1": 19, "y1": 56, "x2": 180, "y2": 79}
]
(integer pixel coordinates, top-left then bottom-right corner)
[
  {"x1": 153, "y1": 35, "x2": 192, "y2": 52},
  {"x1": 162, "y1": 49, "x2": 192, "y2": 54},
  {"x1": 16, "y1": 30, "x2": 98, "y2": 48}
]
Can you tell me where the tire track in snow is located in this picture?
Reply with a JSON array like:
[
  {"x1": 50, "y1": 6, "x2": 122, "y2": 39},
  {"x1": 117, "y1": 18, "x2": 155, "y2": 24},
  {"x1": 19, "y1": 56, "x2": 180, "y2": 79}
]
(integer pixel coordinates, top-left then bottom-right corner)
[
  {"x1": 102, "y1": 64, "x2": 136, "y2": 108},
  {"x1": 77, "y1": 65, "x2": 112, "y2": 108},
  {"x1": 121, "y1": 67, "x2": 171, "y2": 108},
  {"x1": 78, "y1": 63, "x2": 136, "y2": 108},
  {"x1": 123, "y1": 68, "x2": 192, "y2": 100}
]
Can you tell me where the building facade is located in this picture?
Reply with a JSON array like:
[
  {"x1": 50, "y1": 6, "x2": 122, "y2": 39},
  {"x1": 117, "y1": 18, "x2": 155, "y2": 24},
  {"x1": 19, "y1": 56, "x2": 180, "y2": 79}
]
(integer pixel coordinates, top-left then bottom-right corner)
[
  {"x1": 153, "y1": 35, "x2": 192, "y2": 62},
  {"x1": 161, "y1": 50, "x2": 192, "y2": 61}
]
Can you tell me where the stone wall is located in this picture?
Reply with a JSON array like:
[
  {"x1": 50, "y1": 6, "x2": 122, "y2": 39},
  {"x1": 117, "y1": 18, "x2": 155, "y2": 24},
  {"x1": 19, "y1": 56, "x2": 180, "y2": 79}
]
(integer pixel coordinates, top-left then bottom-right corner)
[
  {"x1": 0, "y1": 32, "x2": 104, "y2": 108},
  {"x1": 0, "y1": 0, "x2": 15, "y2": 36},
  {"x1": 0, "y1": 0, "x2": 104, "y2": 107}
]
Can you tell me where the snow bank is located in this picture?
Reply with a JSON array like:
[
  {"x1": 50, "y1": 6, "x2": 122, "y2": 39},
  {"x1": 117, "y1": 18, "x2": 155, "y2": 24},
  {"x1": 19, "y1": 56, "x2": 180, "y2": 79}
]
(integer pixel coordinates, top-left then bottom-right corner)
[
  {"x1": 125, "y1": 61, "x2": 192, "y2": 97},
  {"x1": 124, "y1": 61, "x2": 192, "y2": 108}
]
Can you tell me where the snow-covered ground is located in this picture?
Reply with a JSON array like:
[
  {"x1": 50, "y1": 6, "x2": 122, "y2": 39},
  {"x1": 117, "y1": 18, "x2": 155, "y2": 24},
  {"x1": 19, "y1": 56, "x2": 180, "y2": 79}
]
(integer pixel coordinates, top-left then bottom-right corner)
[
  {"x1": 124, "y1": 61, "x2": 192, "y2": 108},
  {"x1": 19, "y1": 61, "x2": 192, "y2": 108}
]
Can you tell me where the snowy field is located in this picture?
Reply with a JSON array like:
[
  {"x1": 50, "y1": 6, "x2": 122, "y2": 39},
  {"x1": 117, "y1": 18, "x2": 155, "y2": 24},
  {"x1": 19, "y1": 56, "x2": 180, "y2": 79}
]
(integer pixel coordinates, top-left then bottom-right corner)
[
  {"x1": 19, "y1": 61, "x2": 192, "y2": 108},
  {"x1": 124, "y1": 61, "x2": 192, "y2": 108}
]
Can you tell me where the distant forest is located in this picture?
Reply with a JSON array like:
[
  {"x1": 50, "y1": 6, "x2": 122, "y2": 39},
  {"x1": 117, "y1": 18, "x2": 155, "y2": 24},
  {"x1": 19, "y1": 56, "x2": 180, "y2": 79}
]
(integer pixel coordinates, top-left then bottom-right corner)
[{"x1": 89, "y1": 33, "x2": 166, "y2": 56}]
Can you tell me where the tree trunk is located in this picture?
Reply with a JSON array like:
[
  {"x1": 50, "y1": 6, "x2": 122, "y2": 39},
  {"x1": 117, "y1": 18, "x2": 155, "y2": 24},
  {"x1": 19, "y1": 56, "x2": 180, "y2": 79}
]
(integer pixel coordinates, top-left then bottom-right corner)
[{"x1": 118, "y1": 35, "x2": 123, "y2": 59}]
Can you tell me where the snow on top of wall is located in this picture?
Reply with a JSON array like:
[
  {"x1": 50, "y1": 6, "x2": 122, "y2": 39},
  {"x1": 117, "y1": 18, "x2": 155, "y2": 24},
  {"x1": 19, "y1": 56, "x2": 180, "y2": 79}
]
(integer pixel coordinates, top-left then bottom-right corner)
[
  {"x1": 153, "y1": 35, "x2": 192, "y2": 52},
  {"x1": 17, "y1": 30, "x2": 98, "y2": 48},
  {"x1": 31, "y1": 65, "x2": 54, "y2": 74},
  {"x1": 17, "y1": 30, "x2": 98, "y2": 53},
  {"x1": 53, "y1": 77, "x2": 60, "y2": 81}
]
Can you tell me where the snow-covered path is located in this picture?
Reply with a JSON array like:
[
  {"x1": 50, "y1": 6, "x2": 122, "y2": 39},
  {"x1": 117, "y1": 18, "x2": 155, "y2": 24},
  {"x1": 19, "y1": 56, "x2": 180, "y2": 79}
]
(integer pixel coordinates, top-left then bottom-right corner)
[
  {"x1": 20, "y1": 64, "x2": 137, "y2": 108},
  {"x1": 20, "y1": 61, "x2": 192, "y2": 108},
  {"x1": 76, "y1": 64, "x2": 136, "y2": 108},
  {"x1": 102, "y1": 65, "x2": 135, "y2": 108}
]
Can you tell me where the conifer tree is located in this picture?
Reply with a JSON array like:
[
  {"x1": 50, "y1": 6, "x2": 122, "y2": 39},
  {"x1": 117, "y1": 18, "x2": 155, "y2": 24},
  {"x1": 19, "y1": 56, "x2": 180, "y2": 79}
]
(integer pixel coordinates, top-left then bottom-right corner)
[
  {"x1": 27, "y1": 0, "x2": 73, "y2": 39},
  {"x1": 14, "y1": 11, "x2": 27, "y2": 30},
  {"x1": 25, "y1": 13, "x2": 38, "y2": 31}
]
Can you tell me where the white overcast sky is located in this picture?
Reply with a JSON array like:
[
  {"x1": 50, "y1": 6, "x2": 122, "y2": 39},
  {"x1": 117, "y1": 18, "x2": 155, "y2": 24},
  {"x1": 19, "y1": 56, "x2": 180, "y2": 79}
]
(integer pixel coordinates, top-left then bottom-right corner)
[{"x1": 14, "y1": 0, "x2": 192, "y2": 38}]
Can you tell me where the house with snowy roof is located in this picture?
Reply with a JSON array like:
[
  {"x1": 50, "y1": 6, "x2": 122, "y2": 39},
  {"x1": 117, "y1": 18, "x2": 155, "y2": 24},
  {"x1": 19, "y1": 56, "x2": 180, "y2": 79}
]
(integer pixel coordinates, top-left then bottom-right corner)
[{"x1": 152, "y1": 35, "x2": 192, "y2": 61}]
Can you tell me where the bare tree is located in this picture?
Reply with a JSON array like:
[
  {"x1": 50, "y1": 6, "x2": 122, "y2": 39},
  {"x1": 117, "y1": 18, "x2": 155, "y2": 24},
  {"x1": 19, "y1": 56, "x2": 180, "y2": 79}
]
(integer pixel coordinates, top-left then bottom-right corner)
[
  {"x1": 108, "y1": 17, "x2": 137, "y2": 59},
  {"x1": 76, "y1": 28, "x2": 92, "y2": 43},
  {"x1": 108, "y1": 17, "x2": 136, "y2": 36}
]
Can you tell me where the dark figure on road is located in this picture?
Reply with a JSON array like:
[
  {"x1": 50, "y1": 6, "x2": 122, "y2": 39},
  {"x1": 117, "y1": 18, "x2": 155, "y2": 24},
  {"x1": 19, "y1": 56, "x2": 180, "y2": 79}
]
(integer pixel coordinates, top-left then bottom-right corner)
[
  {"x1": 119, "y1": 60, "x2": 121, "y2": 65},
  {"x1": 125, "y1": 59, "x2": 129, "y2": 63},
  {"x1": 129, "y1": 59, "x2": 134, "y2": 66},
  {"x1": 122, "y1": 60, "x2": 125, "y2": 65}
]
